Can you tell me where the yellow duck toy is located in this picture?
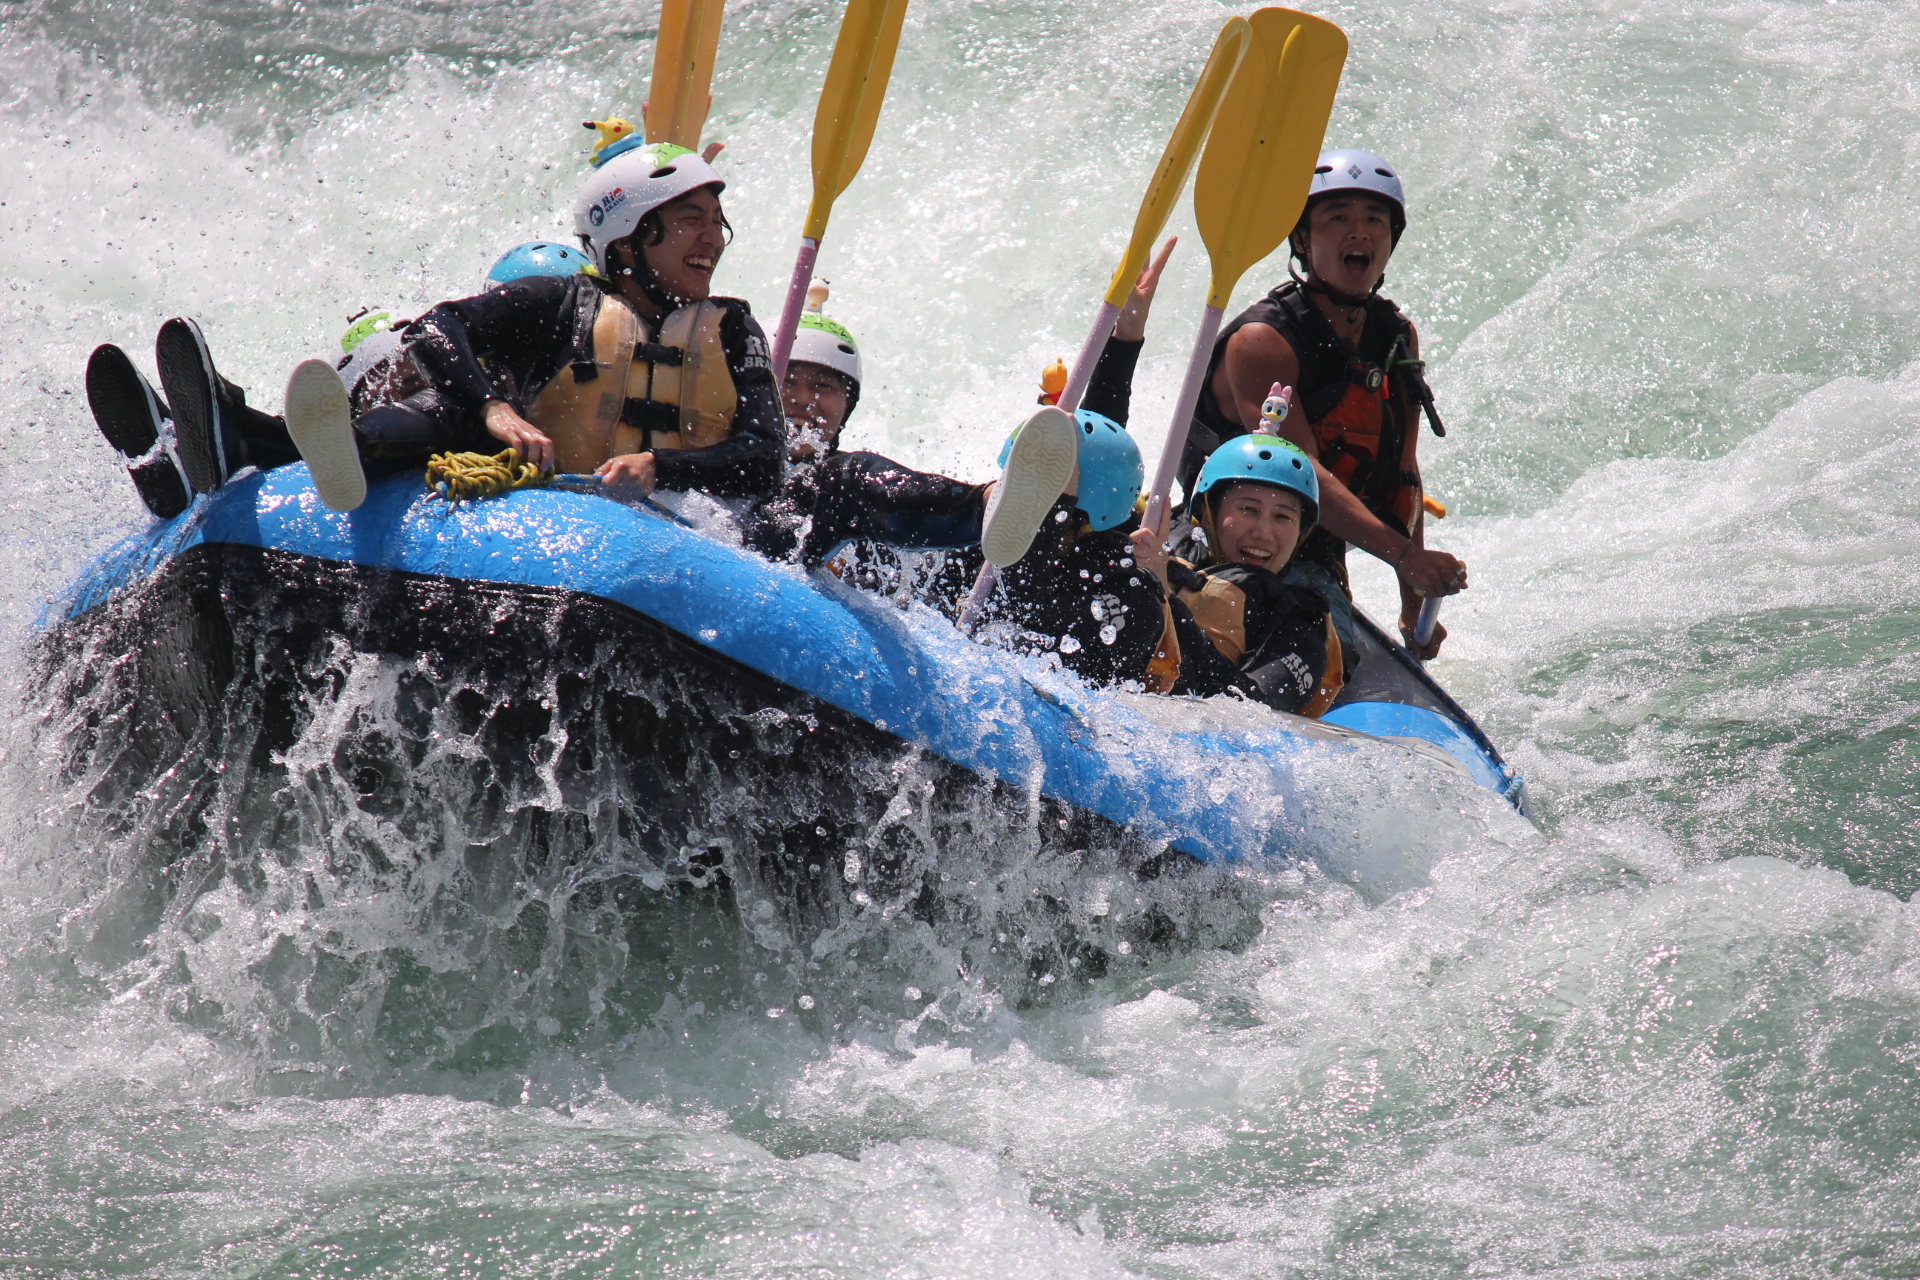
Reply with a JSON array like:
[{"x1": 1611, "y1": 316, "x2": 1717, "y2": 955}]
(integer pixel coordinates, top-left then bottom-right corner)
[{"x1": 1037, "y1": 358, "x2": 1068, "y2": 406}]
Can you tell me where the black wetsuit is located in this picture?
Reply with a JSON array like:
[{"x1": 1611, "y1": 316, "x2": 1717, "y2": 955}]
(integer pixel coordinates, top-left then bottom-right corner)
[
  {"x1": 743, "y1": 451, "x2": 987, "y2": 566},
  {"x1": 1164, "y1": 560, "x2": 1334, "y2": 714},
  {"x1": 365, "y1": 274, "x2": 784, "y2": 498},
  {"x1": 745, "y1": 336, "x2": 1150, "y2": 578},
  {"x1": 979, "y1": 337, "x2": 1173, "y2": 687}
]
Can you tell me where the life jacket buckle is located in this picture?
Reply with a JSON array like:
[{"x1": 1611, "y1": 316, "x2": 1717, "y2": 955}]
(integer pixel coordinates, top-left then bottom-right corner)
[{"x1": 1363, "y1": 367, "x2": 1384, "y2": 392}]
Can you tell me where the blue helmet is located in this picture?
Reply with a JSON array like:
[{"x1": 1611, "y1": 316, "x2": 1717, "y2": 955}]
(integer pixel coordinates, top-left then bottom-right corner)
[
  {"x1": 997, "y1": 408, "x2": 1143, "y2": 531},
  {"x1": 1192, "y1": 433, "x2": 1319, "y2": 532},
  {"x1": 486, "y1": 241, "x2": 597, "y2": 285}
]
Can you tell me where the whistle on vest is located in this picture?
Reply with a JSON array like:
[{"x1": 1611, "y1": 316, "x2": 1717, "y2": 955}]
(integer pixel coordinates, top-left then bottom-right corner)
[{"x1": 1387, "y1": 335, "x2": 1447, "y2": 437}]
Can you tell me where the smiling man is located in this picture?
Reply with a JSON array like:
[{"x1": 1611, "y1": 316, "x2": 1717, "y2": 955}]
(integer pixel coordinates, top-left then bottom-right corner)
[
  {"x1": 253, "y1": 140, "x2": 786, "y2": 511},
  {"x1": 1179, "y1": 149, "x2": 1467, "y2": 660}
]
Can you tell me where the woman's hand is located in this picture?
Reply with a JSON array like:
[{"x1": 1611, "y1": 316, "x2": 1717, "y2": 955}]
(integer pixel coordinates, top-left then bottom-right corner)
[
  {"x1": 1113, "y1": 236, "x2": 1178, "y2": 343},
  {"x1": 597, "y1": 451, "x2": 658, "y2": 499},
  {"x1": 1128, "y1": 521, "x2": 1171, "y2": 592},
  {"x1": 483, "y1": 400, "x2": 555, "y2": 472}
]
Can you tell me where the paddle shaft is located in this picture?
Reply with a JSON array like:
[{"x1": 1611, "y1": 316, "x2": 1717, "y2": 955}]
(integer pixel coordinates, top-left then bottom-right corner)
[
  {"x1": 770, "y1": 237, "x2": 821, "y2": 383},
  {"x1": 769, "y1": 0, "x2": 910, "y2": 376},
  {"x1": 1057, "y1": 302, "x2": 1122, "y2": 414},
  {"x1": 1413, "y1": 597, "x2": 1442, "y2": 646},
  {"x1": 957, "y1": 562, "x2": 997, "y2": 631},
  {"x1": 1141, "y1": 303, "x2": 1225, "y2": 535}
]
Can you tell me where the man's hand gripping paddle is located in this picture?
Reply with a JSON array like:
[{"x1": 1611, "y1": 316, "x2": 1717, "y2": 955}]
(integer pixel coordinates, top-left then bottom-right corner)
[
  {"x1": 645, "y1": 0, "x2": 727, "y2": 147},
  {"x1": 1141, "y1": 8, "x2": 1346, "y2": 540},
  {"x1": 956, "y1": 17, "x2": 1251, "y2": 630},
  {"x1": 769, "y1": 0, "x2": 912, "y2": 382}
]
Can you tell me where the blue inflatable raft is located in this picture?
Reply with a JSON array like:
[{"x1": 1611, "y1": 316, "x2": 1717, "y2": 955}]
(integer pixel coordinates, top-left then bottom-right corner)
[{"x1": 38, "y1": 465, "x2": 1524, "y2": 883}]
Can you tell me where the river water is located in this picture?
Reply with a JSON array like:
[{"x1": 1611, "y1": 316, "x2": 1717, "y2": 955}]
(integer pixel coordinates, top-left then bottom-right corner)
[{"x1": 5, "y1": 0, "x2": 1920, "y2": 1274}]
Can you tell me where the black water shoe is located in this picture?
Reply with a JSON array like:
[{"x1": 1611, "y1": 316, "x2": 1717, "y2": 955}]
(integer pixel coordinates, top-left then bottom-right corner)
[
  {"x1": 156, "y1": 316, "x2": 232, "y2": 495},
  {"x1": 85, "y1": 343, "x2": 190, "y2": 519}
]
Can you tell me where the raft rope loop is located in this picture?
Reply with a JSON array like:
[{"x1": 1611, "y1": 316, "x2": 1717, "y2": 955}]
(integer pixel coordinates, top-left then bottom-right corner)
[{"x1": 426, "y1": 450, "x2": 552, "y2": 502}]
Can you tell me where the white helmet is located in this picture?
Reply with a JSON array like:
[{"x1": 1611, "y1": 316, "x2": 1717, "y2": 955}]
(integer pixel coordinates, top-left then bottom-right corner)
[
  {"x1": 790, "y1": 313, "x2": 862, "y2": 387},
  {"x1": 1306, "y1": 148, "x2": 1406, "y2": 244},
  {"x1": 572, "y1": 140, "x2": 726, "y2": 272}
]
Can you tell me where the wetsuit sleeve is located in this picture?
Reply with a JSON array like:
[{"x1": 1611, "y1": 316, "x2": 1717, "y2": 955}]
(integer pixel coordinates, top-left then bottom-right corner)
[
  {"x1": 648, "y1": 300, "x2": 784, "y2": 499},
  {"x1": 405, "y1": 276, "x2": 579, "y2": 415},
  {"x1": 1081, "y1": 337, "x2": 1144, "y2": 427}
]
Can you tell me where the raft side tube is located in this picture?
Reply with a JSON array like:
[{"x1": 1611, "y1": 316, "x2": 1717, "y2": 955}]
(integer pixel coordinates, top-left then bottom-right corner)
[{"x1": 44, "y1": 469, "x2": 1523, "y2": 862}]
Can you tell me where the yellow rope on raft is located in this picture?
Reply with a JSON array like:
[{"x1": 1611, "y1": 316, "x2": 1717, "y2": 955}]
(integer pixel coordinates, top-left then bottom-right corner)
[{"x1": 426, "y1": 450, "x2": 551, "y2": 502}]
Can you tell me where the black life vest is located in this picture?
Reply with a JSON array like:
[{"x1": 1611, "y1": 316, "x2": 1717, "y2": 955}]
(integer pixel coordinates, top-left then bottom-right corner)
[
  {"x1": 1169, "y1": 558, "x2": 1344, "y2": 717},
  {"x1": 1187, "y1": 281, "x2": 1443, "y2": 545}
]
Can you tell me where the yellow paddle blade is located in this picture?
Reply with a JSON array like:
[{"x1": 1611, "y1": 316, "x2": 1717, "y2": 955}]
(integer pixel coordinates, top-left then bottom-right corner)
[
  {"x1": 645, "y1": 0, "x2": 727, "y2": 148},
  {"x1": 1193, "y1": 8, "x2": 1346, "y2": 308},
  {"x1": 803, "y1": 0, "x2": 911, "y2": 241},
  {"x1": 1102, "y1": 15, "x2": 1251, "y2": 308}
]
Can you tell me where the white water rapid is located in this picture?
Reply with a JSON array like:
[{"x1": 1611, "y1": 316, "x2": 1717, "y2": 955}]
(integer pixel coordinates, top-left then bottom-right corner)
[{"x1": 5, "y1": 0, "x2": 1920, "y2": 1274}]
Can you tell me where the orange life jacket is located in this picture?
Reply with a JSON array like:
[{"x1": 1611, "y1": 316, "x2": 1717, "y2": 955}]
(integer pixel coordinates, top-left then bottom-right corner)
[{"x1": 1308, "y1": 348, "x2": 1418, "y2": 536}]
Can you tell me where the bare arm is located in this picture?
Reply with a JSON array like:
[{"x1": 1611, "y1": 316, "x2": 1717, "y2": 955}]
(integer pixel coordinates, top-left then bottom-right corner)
[{"x1": 1213, "y1": 322, "x2": 1466, "y2": 613}]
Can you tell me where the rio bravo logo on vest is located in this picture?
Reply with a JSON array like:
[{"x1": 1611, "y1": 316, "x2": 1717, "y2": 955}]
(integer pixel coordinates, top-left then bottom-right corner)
[
  {"x1": 742, "y1": 332, "x2": 771, "y2": 373},
  {"x1": 587, "y1": 187, "x2": 628, "y2": 227}
]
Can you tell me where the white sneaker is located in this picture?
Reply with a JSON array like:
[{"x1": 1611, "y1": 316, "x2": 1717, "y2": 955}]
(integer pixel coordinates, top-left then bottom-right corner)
[
  {"x1": 979, "y1": 405, "x2": 1078, "y2": 568},
  {"x1": 284, "y1": 358, "x2": 366, "y2": 512}
]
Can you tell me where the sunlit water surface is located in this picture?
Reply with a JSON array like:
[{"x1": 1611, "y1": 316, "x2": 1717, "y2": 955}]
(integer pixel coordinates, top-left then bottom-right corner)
[{"x1": 5, "y1": 0, "x2": 1920, "y2": 1274}]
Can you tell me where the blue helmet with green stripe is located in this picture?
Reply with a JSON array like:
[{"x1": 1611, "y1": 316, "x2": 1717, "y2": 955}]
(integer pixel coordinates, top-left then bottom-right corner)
[
  {"x1": 1192, "y1": 433, "x2": 1319, "y2": 532},
  {"x1": 998, "y1": 408, "x2": 1143, "y2": 532}
]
